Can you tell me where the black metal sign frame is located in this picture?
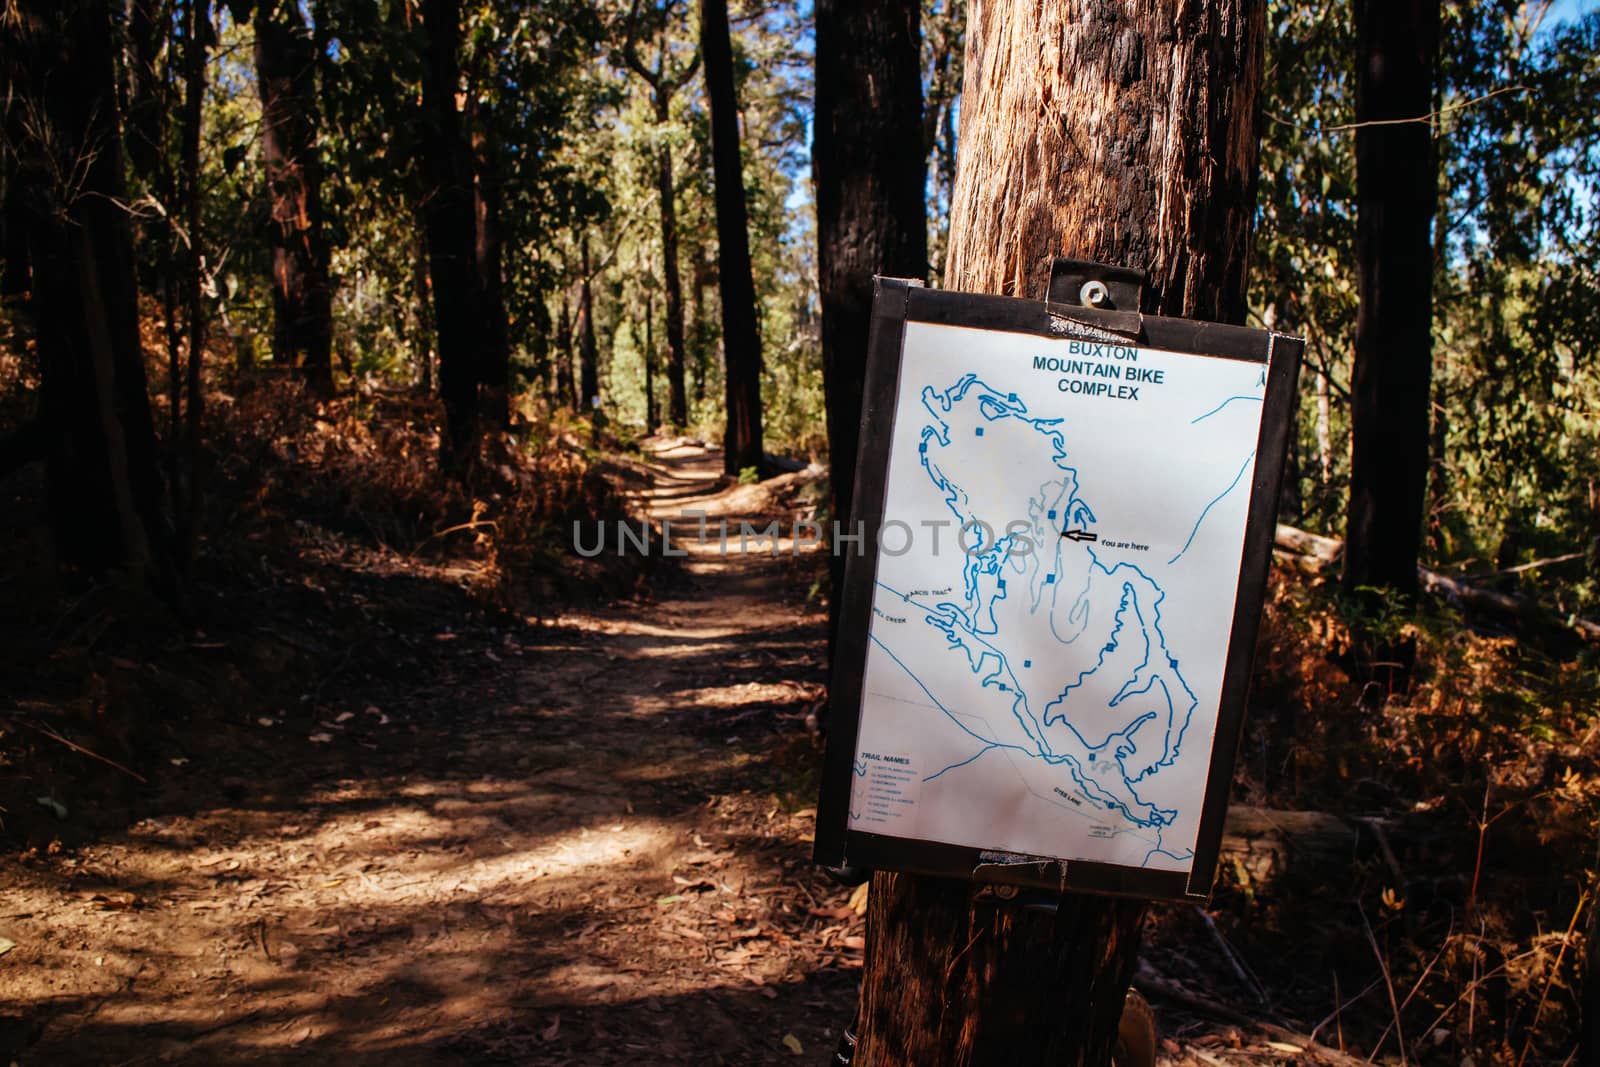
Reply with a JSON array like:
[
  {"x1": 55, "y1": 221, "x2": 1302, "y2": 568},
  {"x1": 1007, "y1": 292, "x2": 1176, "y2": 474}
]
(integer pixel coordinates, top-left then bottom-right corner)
[{"x1": 813, "y1": 277, "x2": 1303, "y2": 902}]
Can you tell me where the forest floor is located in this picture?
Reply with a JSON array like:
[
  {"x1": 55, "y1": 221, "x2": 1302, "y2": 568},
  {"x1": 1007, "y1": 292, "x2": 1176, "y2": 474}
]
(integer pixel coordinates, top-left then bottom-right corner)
[{"x1": 0, "y1": 439, "x2": 1486, "y2": 1067}]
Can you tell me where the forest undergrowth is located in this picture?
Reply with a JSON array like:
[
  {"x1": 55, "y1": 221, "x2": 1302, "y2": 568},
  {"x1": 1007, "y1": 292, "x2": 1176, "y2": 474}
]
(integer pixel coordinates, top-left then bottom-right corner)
[{"x1": 3, "y1": 340, "x2": 1600, "y2": 1063}]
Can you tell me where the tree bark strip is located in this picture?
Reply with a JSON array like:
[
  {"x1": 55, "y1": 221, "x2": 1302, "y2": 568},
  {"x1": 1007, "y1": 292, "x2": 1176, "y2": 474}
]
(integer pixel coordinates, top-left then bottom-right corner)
[
  {"x1": 471, "y1": 114, "x2": 512, "y2": 430},
  {"x1": 814, "y1": 0, "x2": 927, "y2": 656},
  {"x1": 1342, "y1": 0, "x2": 1440, "y2": 603},
  {"x1": 578, "y1": 234, "x2": 600, "y2": 410},
  {"x1": 857, "y1": 1, "x2": 1266, "y2": 1061},
  {"x1": 418, "y1": 0, "x2": 485, "y2": 466},
  {"x1": 4, "y1": 0, "x2": 175, "y2": 589},
  {"x1": 699, "y1": 0, "x2": 764, "y2": 478},
  {"x1": 255, "y1": 0, "x2": 334, "y2": 396}
]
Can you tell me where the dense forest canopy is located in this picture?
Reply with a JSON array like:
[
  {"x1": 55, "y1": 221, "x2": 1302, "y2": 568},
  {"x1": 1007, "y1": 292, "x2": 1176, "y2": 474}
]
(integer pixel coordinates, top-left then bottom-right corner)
[
  {"x1": 4, "y1": 0, "x2": 1600, "y2": 1062},
  {"x1": 3, "y1": 0, "x2": 1596, "y2": 598}
]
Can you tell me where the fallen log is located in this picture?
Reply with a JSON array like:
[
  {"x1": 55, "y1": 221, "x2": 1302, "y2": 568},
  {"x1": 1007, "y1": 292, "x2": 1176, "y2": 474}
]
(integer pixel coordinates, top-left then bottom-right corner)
[
  {"x1": 1273, "y1": 523, "x2": 1600, "y2": 643},
  {"x1": 1220, "y1": 806, "x2": 1361, "y2": 888}
]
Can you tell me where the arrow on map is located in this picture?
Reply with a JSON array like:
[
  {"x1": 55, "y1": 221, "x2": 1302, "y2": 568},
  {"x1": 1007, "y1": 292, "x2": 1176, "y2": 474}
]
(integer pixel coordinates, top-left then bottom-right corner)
[{"x1": 1060, "y1": 528, "x2": 1099, "y2": 543}]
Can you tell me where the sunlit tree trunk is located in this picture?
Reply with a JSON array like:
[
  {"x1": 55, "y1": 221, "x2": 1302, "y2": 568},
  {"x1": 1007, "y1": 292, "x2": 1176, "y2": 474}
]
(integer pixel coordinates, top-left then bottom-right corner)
[
  {"x1": 699, "y1": 0, "x2": 764, "y2": 477},
  {"x1": 644, "y1": 287, "x2": 659, "y2": 431},
  {"x1": 255, "y1": 0, "x2": 334, "y2": 396},
  {"x1": 471, "y1": 115, "x2": 511, "y2": 430},
  {"x1": 1343, "y1": 0, "x2": 1440, "y2": 604},
  {"x1": 855, "y1": 0, "x2": 1266, "y2": 1060},
  {"x1": 658, "y1": 137, "x2": 690, "y2": 430},
  {"x1": 814, "y1": 0, "x2": 926, "y2": 653}
]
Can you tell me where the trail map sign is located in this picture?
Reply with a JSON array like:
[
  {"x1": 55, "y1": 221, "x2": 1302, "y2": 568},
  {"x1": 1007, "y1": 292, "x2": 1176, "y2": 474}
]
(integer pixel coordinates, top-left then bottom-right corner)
[{"x1": 815, "y1": 274, "x2": 1302, "y2": 902}]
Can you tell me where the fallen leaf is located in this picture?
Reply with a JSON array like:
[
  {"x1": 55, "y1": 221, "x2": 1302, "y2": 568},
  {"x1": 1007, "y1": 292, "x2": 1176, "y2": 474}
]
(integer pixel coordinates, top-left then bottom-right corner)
[
  {"x1": 782, "y1": 1033, "x2": 803, "y2": 1055},
  {"x1": 334, "y1": 711, "x2": 355, "y2": 724},
  {"x1": 0, "y1": 937, "x2": 16, "y2": 957},
  {"x1": 1265, "y1": 1041, "x2": 1304, "y2": 1054},
  {"x1": 540, "y1": 1014, "x2": 561, "y2": 1041},
  {"x1": 308, "y1": 733, "x2": 334, "y2": 744}
]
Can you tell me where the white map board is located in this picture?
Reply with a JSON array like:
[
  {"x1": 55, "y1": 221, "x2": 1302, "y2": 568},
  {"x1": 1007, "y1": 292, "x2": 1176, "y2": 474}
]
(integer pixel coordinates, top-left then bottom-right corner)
[{"x1": 841, "y1": 318, "x2": 1272, "y2": 885}]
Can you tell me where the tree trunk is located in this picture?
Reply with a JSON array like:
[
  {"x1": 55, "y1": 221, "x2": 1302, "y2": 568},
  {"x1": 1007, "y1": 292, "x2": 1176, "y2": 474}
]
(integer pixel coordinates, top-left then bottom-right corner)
[
  {"x1": 470, "y1": 103, "x2": 511, "y2": 430},
  {"x1": 659, "y1": 139, "x2": 690, "y2": 430},
  {"x1": 578, "y1": 234, "x2": 600, "y2": 410},
  {"x1": 179, "y1": 0, "x2": 209, "y2": 563},
  {"x1": 644, "y1": 287, "x2": 658, "y2": 431},
  {"x1": 5, "y1": 0, "x2": 175, "y2": 590},
  {"x1": 418, "y1": 0, "x2": 484, "y2": 467},
  {"x1": 814, "y1": 0, "x2": 927, "y2": 660},
  {"x1": 556, "y1": 293, "x2": 576, "y2": 412},
  {"x1": 1342, "y1": 0, "x2": 1439, "y2": 603},
  {"x1": 411, "y1": 225, "x2": 433, "y2": 392},
  {"x1": 699, "y1": 0, "x2": 764, "y2": 478},
  {"x1": 255, "y1": 0, "x2": 334, "y2": 396},
  {"x1": 856, "y1": 1, "x2": 1267, "y2": 1062},
  {"x1": 531, "y1": 287, "x2": 552, "y2": 402}
]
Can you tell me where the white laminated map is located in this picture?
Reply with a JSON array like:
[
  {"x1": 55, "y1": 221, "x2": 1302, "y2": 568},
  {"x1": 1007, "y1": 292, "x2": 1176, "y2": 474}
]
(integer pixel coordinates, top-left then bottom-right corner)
[{"x1": 847, "y1": 320, "x2": 1268, "y2": 874}]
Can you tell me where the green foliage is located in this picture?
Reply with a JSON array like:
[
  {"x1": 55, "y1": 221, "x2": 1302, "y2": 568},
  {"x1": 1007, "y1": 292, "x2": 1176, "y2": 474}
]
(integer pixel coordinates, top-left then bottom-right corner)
[{"x1": 1255, "y1": 0, "x2": 1600, "y2": 613}]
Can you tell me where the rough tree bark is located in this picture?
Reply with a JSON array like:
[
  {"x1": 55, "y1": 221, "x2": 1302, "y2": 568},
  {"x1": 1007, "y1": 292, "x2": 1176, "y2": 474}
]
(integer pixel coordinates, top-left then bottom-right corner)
[
  {"x1": 622, "y1": 4, "x2": 699, "y2": 431},
  {"x1": 814, "y1": 0, "x2": 927, "y2": 656},
  {"x1": 1342, "y1": 0, "x2": 1440, "y2": 604},
  {"x1": 699, "y1": 0, "x2": 764, "y2": 478},
  {"x1": 179, "y1": 0, "x2": 209, "y2": 561},
  {"x1": 470, "y1": 106, "x2": 511, "y2": 430},
  {"x1": 4, "y1": 0, "x2": 175, "y2": 588},
  {"x1": 644, "y1": 287, "x2": 659, "y2": 431},
  {"x1": 556, "y1": 293, "x2": 576, "y2": 411},
  {"x1": 255, "y1": 0, "x2": 334, "y2": 396},
  {"x1": 578, "y1": 234, "x2": 600, "y2": 410},
  {"x1": 856, "y1": 1, "x2": 1266, "y2": 1062},
  {"x1": 419, "y1": 0, "x2": 486, "y2": 466}
]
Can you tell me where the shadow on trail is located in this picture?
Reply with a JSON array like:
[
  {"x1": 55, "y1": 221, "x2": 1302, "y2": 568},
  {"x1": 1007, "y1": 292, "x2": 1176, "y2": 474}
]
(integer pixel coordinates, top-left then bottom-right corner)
[{"x1": 3, "y1": 443, "x2": 858, "y2": 1066}]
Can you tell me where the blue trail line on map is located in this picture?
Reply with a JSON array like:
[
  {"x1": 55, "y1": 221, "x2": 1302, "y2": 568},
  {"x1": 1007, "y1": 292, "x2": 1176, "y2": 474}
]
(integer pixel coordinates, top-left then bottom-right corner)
[
  {"x1": 1190, "y1": 394, "x2": 1263, "y2": 424},
  {"x1": 1166, "y1": 450, "x2": 1257, "y2": 566}
]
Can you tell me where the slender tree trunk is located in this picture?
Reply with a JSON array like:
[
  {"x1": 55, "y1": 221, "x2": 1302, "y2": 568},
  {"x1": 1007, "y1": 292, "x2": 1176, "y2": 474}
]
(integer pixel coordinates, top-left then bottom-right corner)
[
  {"x1": 470, "y1": 105, "x2": 511, "y2": 430},
  {"x1": 179, "y1": 0, "x2": 209, "y2": 563},
  {"x1": 531, "y1": 288, "x2": 552, "y2": 403},
  {"x1": 418, "y1": 0, "x2": 484, "y2": 467},
  {"x1": 578, "y1": 234, "x2": 600, "y2": 410},
  {"x1": 700, "y1": 0, "x2": 764, "y2": 477},
  {"x1": 691, "y1": 243, "x2": 711, "y2": 405},
  {"x1": 255, "y1": 0, "x2": 334, "y2": 396},
  {"x1": 5, "y1": 0, "x2": 175, "y2": 590},
  {"x1": 856, "y1": 1, "x2": 1266, "y2": 1061},
  {"x1": 659, "y1": 138, "x2": 690, "y2": 429},
  {"x1": 412, "y1": 225, "x2": 433, "y2": 392},
  {"x1": 814, "y1": 0, "x2": 927, "y2": 659},
  {"x1": 1343, "y1": 0, "x2": 1440, "y2": 603},
  {"x1": 644, "y1": 287, "x2": 659, "y2": 431},
  {"x1": 556, "y1": 293, "x2": 576, "y2": 412}
]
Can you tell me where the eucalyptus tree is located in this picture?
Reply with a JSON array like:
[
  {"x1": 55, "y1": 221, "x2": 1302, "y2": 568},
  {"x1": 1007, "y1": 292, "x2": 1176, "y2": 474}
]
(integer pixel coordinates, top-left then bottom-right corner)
[
  {"x1": 814, "y1": 0, "x2": 926, "y2": 643},
  {"x1": 254, "y1": 0, "x2": 335, "y2": 396},
  {"x1": 1343, "y1": 0, "x2": 1441, "y2": 609},
  {"x1": 2, "y1": 0, "x2": 176, "y2": 590},
  {"x1": 700, "y1": 0, "x2": 764, "y2": 477},
  {"x1": 854, "y1": 0, "x2": 1268, "y2": 1058},
  {"x1": 621, "y1": 0, "x2": 699, "y2": 431}
]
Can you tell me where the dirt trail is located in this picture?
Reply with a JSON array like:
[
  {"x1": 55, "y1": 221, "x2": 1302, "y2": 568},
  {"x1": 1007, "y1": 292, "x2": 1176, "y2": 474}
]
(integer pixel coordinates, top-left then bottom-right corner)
[{"x1": 1, "y1": 442, "x2": 862, "y2": 1065}]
